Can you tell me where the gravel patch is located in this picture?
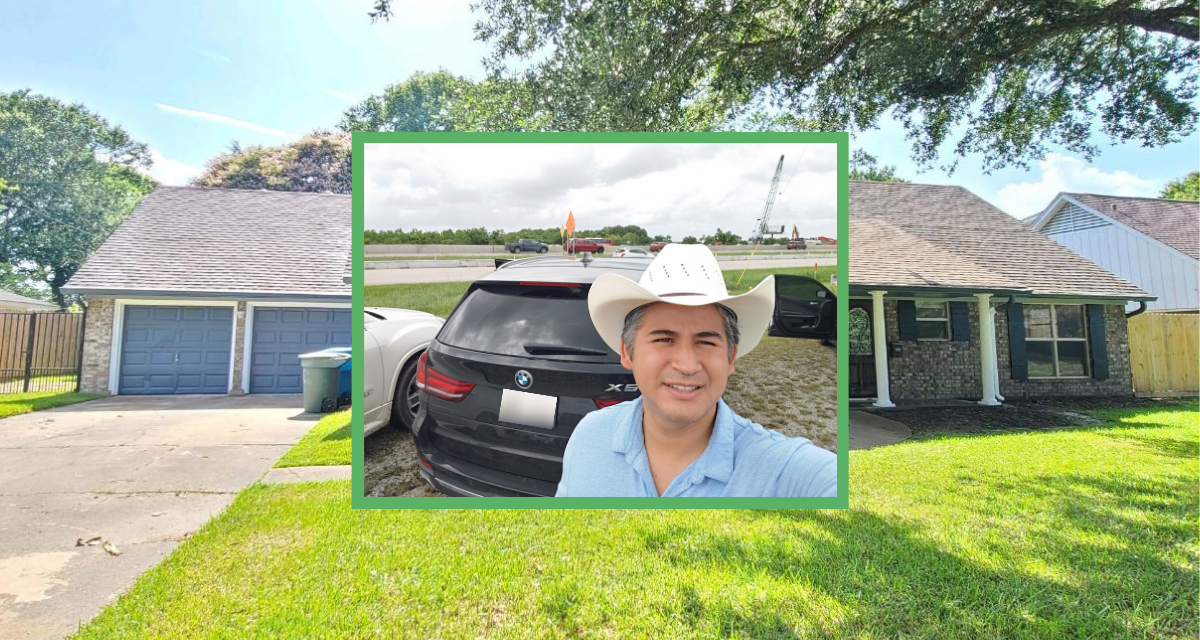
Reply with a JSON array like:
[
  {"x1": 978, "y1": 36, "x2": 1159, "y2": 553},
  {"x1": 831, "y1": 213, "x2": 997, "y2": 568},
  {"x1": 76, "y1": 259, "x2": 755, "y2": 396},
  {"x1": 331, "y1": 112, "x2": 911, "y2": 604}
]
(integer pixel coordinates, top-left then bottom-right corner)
[
  {"x1": 364, "y1": 428, "x2": 443, "y2": 497},
  {"x1": 723, "y1": 335, "x2": 838, "y2": 452}
]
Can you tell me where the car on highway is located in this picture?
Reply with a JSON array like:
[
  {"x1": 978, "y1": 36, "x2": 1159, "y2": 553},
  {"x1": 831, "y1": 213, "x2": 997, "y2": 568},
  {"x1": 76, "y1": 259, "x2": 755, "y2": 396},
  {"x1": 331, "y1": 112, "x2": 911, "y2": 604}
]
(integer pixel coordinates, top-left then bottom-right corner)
[
  {"x1": 787, "y1": 238, "x2": 807, "y2": 250},
  {"x1": 505, "y1": 238, "x2": 549, "y2": 254},
  {"x1": 409, "y1": 257, "x2": 837, "y2": 497},
  {"x1": 363, "y1": 307, "x2": 445, "y2": 436},
  {"x1": 648, "y1": 241, "x2": 667, "y2": 252},
  {"x1": 564, "y1": 238, "x2": 604, "y2": 254},
  {"x1": 613, "y1": 247, "x2": 650, "y2": 257}
]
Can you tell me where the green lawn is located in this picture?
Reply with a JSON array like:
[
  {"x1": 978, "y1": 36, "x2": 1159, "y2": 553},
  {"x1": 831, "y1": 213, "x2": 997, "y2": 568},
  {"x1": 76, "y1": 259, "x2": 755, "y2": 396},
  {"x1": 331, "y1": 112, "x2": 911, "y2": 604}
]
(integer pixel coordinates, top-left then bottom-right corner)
[
  {"x1": 273, "y1": 410, "x2": 350, "y2": 468},
  {"x1": 363, "y1": 266, "x2": 839, "y2": 320},
  {"x1": 366, "y1": 280, "x2": 472, "y2": 319},
  {"x1": 0, "y1": 390, "x2": 102, "y2": 419},
  {"x1": 71, "y1": 405, "x2": 1198, "y2": 638}
]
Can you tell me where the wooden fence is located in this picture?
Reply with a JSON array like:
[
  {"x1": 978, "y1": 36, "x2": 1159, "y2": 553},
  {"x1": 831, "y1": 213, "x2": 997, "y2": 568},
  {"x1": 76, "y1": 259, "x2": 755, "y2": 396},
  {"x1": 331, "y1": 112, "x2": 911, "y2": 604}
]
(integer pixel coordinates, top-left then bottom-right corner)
[
  {"x1": 0, "y1": 311, "x2": 85, "y2": 394},
  {"x1": 1128, "y1": 312, "x2": 1199, "y2": 396}
]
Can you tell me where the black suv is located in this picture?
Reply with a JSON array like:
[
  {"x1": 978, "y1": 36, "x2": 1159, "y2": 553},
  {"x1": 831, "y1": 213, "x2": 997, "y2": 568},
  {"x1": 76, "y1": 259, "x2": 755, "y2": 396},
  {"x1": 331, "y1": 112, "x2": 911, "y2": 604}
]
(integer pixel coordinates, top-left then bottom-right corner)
[{"x1": 411, "y1": 257, "x2": 834, "y2": 497}]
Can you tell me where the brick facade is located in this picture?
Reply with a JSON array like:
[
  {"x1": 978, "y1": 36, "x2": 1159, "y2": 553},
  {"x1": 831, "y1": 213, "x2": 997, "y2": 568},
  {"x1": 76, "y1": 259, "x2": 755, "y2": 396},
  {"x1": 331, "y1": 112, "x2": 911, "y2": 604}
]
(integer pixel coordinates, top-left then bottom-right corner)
[
  {"x1": 229, "y1": 301, "x2": 248, "y2": 395},
  {"x1": 996, "y1": 303, "x2": 1133, "y2": 398},
  {"x1": 79, "y1": 298, "x2": 115, "y2": 395},
  {"x1": 872, "y1": 298, "x2": 1134, "y2": 401}
]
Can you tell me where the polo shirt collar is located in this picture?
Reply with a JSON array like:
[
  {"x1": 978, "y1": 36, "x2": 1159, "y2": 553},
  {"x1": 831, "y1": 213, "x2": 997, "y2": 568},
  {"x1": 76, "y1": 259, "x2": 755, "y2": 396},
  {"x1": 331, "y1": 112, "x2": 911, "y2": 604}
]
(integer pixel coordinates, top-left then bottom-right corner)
[{"x1": 610, "y1": 397, "x2": 736, "y2": 484}]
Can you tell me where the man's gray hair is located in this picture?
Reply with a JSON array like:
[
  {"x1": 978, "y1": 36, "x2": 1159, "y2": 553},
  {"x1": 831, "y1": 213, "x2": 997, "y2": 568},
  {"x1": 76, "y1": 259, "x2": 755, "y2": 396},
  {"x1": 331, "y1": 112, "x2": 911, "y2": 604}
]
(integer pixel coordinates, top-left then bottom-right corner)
[{"x1": 622, "y1": 303, "x2": 739, "y2": 361}]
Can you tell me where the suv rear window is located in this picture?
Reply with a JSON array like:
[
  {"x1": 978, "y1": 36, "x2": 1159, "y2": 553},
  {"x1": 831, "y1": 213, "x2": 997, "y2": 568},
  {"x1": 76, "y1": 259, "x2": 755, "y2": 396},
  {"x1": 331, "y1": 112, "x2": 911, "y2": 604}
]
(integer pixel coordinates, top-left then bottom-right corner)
[{"x1": 438, "y1": 284, "x2": 622, "y2": 363}]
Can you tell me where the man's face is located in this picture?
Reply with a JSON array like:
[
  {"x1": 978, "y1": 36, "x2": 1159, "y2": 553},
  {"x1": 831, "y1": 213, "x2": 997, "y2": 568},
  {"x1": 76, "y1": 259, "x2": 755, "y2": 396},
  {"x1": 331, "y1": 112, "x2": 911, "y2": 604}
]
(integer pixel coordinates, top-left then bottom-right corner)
[{"x1": 620, "y1": 302, "x2": 737, "y2": 430}]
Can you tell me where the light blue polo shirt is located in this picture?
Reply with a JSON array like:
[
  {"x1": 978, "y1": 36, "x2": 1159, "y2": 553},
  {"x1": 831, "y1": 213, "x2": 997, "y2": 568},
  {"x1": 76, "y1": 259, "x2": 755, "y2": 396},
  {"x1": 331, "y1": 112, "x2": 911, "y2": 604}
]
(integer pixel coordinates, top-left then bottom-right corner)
[{"x1": 555, "y1": 397, "x2": 838, "y2": 497}]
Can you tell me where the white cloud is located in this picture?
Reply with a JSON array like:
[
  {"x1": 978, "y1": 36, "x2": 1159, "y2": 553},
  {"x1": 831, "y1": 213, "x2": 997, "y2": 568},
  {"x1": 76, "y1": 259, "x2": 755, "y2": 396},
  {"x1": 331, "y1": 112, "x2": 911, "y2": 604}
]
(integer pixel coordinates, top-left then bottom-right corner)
[
  {"x1": 996, "y1": 153, "x2": 1160, "y2": 218},
  {"x1": 155, "y1": 103, "x2": 297, "y2": 139},
  {"x1": 324, "y1": 89, "x2": 358, "y2": 102},
  {"x1": 147, "y1": 149, "x2": 203, "y2": 186},
  {"x1": 196, "y1": 50, "x2": 231, "y2": 64},
  {"x1": 363, "y1": 142, "x2": 839, "y2": 240}
]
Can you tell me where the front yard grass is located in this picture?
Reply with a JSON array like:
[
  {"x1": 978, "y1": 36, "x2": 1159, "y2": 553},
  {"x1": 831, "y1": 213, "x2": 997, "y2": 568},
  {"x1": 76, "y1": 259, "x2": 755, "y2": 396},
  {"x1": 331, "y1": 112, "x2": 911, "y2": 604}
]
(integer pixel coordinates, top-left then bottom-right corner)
[
  {"x1": 0, "y1": 390, "x2": 102, "y2": 419},
  {"x1": 273, "y1": 410, "x2": 350, "y2": 468},
  {"x1": 72, "y1": 405, "x2": 1197, "y2": 639}
]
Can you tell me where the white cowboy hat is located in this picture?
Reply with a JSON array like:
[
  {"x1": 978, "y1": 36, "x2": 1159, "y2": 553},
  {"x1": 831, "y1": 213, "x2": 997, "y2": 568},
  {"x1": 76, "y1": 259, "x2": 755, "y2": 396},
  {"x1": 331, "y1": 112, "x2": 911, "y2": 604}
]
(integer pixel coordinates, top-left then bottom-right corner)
[{"x1": 587, "y1": 244, "x2": 776, "y2": 360}]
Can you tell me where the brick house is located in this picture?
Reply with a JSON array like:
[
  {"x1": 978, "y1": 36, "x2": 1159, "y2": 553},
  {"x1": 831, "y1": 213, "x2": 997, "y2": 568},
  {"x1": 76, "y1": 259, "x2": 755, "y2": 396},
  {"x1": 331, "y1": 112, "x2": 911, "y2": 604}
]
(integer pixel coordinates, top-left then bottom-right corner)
[
  {"x1": 847, "y1": 181, "x2": 1154, "y2": 406},
  {"x1": 63, "y1": 187, "x2": 351, "y2": 396}
]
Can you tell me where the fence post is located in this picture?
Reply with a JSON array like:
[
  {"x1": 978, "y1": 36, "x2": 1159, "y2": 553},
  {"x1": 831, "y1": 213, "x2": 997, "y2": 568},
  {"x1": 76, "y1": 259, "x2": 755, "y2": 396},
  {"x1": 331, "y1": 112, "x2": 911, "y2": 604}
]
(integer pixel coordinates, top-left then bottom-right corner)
[{"x1": 22, "y1": 313, "x2": 37, "y2": 392}]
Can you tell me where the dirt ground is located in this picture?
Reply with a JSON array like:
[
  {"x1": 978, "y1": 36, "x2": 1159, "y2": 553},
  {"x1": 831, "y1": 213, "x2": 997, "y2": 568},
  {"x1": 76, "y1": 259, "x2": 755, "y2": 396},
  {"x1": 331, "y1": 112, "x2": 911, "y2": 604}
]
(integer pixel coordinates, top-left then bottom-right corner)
[
  {"x1": 864, "y1": 396, "x2": 1197, "y2": 438},
  {"x1": 722, "y1": 335, "x2": 838, "y2": 452},
  {"x1": 364, "y1": 335, "x2": 838, "y2": 497},
  {"x1": 364, "y1": 429, "x2": 443, "y2": 497}
]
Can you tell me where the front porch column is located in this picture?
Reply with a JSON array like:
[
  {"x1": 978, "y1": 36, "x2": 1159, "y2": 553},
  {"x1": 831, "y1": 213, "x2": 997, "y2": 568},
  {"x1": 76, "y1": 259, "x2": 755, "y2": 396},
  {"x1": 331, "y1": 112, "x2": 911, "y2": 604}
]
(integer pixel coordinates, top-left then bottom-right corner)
[
  {"x1": 977, "y1": 293, "x2": 1000, "y2": 406},
  {"x1": 870, "y1": 290, "x2": 894, "y2": 408}
]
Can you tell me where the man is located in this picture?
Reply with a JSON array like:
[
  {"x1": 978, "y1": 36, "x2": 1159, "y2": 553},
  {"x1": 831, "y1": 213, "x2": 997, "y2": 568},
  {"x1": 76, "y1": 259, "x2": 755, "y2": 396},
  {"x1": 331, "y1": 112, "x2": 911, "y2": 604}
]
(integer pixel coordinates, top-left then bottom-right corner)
[{"x1": 556, "y1": 244, "x2": 837, "y2": 497}]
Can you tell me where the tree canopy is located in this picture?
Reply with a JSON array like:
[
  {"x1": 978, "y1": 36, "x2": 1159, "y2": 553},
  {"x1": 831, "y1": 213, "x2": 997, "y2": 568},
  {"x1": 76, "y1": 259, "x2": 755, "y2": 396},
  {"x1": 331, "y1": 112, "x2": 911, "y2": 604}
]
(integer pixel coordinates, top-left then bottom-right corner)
[
  {"x1": 194, "y1": 130, "x2": 351, "y2": 194},
  {"x1": 341, "y1": 70, "x2": 468, "y2": 132},
  {"x1": 1160, "y1": 171, "x2": 1199, "y2": 201},
  {"x1": 849, "y1": 150, "x2": 909, "y2": 183},
  {"x1": 367, "y1": 0, "x2": 1197, "y2": 171},
  {"x1": 0, "y1": 90, "x2": 155, "y2": 306}
]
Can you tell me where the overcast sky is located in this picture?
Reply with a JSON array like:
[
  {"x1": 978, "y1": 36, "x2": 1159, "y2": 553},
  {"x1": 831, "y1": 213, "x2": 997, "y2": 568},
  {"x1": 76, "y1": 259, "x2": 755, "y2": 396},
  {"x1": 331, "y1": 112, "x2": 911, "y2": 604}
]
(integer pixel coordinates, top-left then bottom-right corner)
[{"x1": 364, "y1": 142, "x2": 838, "y2": 240}]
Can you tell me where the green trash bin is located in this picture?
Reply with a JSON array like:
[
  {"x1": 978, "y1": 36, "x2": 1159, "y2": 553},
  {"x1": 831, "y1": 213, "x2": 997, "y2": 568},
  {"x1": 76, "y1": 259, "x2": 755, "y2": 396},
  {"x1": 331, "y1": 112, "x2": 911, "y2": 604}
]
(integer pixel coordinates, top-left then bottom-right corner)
[{"x1": 299, "y1": 349, "x2": 351, "y2": 413}]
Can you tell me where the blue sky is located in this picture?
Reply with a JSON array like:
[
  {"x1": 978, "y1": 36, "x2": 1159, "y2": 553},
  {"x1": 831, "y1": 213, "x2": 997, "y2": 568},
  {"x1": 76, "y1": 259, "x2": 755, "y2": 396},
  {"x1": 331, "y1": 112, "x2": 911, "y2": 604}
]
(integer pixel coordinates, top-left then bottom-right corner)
[{"x1": 3, "y1": 0, "x2": 1196, "y2": 223}]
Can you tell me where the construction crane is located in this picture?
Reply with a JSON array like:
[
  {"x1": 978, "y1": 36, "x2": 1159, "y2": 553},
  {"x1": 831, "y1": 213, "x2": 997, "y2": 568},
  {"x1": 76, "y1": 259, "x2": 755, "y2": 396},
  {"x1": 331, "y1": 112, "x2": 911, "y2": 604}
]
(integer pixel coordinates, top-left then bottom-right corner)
[{"x1": 748, "y1": 155, "x2": 785, "y2": 243}]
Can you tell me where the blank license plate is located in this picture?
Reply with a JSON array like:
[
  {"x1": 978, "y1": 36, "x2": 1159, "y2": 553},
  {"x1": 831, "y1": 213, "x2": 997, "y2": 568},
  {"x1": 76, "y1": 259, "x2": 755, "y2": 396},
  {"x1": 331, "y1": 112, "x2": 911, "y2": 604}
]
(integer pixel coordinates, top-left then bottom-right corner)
[{"x1": 499, "y1": 389, "x2": 557, "y2": 429}]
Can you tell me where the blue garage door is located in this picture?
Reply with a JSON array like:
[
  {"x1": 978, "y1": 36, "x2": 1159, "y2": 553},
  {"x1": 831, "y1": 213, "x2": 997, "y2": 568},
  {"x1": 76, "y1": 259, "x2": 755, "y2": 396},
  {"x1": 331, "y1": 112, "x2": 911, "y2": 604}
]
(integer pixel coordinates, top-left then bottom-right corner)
[
  {"x1": 250, "y1": 307, "x2": 351, "y2": 393},
  {"x1": 119, "y1": 306, "x2": 233, "y2": 394}
]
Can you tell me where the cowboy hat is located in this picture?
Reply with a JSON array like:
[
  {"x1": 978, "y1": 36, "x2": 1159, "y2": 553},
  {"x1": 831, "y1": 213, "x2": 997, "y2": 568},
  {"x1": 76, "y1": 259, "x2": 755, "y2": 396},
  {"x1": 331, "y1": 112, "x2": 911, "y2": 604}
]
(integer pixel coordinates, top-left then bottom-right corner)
[{"x1": 587, "y1": 244, "x2": 775, "y2": 359}]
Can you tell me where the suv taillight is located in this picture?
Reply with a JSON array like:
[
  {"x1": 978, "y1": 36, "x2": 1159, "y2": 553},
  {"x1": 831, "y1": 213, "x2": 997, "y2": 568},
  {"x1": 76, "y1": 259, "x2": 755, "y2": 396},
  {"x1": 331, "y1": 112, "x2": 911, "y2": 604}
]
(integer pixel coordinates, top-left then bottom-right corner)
[
  {"x1": 415, "y1": 352, "x2": 475, "y2": 402},
  {"x1": 593, "y1": 398, "x2": 631, "y2": 409}
]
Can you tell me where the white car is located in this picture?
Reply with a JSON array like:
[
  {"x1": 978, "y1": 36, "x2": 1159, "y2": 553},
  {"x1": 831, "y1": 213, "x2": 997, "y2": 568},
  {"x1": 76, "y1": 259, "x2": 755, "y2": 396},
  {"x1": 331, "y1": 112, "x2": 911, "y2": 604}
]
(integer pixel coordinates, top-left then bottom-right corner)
[
  {"x1": 363, "y1": 307, "x2": 445, "y2": 436},
  {"x1": 613, "y1": 247, "x2": 650, "y2": 257}
]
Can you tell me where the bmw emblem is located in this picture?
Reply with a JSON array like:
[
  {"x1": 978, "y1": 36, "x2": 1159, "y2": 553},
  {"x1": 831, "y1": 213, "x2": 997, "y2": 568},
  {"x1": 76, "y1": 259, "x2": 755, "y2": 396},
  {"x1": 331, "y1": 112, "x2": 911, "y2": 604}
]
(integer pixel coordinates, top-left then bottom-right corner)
[{"x1": 514, "y1": 370, "x2": 533, "y2": 389}]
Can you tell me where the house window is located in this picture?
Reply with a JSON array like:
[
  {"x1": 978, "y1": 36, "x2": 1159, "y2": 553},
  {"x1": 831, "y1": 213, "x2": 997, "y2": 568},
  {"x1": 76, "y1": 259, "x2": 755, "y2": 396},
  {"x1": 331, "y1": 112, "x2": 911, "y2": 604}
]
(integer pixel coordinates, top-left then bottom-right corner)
[
  {"x1": 915, "y1": 301, "x2": 949, "y2": 340},
  {"x1": 1025, "y1": 304, "x2": 1089, "y2": 378}
]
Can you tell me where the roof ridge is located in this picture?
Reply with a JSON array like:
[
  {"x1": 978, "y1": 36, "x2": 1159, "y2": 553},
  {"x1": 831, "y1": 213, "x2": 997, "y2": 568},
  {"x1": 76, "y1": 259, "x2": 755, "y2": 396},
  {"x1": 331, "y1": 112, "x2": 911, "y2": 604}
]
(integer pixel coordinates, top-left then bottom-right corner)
[
  {"x1": 1066, "y1": 192, "x2": 1197, "y2": 204},
  {"x1": 156, "y1": 185, "x2": 351, "y2": 198}
]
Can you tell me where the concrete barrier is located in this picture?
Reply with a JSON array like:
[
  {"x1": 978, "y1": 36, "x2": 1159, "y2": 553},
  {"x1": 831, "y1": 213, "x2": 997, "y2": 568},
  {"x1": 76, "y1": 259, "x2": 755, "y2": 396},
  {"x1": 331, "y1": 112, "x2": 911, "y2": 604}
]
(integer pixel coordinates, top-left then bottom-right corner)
[
  {"x1": 364, "y1": 243, "x2": 837, "y2": 257},
  {"x1": 363, "y1": 252, "x2": 836, "y2": 270}
]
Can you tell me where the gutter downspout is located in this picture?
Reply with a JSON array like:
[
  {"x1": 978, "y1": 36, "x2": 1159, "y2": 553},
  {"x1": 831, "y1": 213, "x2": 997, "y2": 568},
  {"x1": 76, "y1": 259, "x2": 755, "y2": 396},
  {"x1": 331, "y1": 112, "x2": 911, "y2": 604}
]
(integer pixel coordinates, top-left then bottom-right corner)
[
  {"x1": 992, "y1": 296, "x2": 1018, "y2": 403},
  {"x1": 1125, "y1": 301, "x2": 1148, "y2": 318}
]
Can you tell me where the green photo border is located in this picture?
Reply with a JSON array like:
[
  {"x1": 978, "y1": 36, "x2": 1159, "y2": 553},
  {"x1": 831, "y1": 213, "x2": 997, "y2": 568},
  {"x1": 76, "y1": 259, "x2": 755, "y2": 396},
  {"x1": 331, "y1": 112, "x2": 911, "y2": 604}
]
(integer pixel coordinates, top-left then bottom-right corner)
[{"x1": 351, "y1": 132, "x2": 849, "y2": 508}]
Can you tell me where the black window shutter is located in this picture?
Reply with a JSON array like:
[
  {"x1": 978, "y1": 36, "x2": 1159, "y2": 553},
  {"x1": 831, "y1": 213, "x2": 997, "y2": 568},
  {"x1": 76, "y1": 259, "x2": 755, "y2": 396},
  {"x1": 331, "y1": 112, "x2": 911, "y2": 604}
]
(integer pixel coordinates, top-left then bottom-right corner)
[
  {"x1": 897, "y1": 300, "x2": 917, "y2": 340},
  {"x1": 1006, "y1": 303, "x2": 1028, "y2": 381},
  {"x1": 1086, "y1": 304, "x2": 1109, "y2": 380},
  {"x1": 950, "y1": 302, "x2": 971, "y2": 342}
]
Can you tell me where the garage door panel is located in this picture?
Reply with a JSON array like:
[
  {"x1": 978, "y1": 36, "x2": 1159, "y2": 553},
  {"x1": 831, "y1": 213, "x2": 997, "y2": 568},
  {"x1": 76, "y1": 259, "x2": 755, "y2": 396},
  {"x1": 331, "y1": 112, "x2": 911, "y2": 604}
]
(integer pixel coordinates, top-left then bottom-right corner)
[
  {"x1": 250, "y1": 306, "x2": 350, "y2": 393},
  {"x1": 119, "y1": 305, "x2": 233, "y2": 395}
]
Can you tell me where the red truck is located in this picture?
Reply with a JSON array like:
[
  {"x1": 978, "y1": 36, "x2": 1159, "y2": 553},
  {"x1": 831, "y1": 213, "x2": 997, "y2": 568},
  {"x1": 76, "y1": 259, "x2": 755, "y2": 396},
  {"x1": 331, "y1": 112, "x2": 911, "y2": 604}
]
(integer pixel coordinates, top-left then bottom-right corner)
[{"x1": 564, "y1": 238, "x2": 604, "y2": 254}]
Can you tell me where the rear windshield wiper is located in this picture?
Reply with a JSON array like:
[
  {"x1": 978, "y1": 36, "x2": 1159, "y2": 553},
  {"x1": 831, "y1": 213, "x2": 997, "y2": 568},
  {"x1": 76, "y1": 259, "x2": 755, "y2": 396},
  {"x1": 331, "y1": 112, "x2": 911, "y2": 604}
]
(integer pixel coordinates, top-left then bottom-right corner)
[{"x1": 524, "y1": 343, "x2": 609, "y2": 356}]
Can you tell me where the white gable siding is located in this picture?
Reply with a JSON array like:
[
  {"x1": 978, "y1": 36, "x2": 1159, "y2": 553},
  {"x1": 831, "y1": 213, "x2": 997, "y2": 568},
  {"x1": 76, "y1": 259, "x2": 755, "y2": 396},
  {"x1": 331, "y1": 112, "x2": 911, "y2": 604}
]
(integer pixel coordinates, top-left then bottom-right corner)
[{"x1": 1043, "y1": 203, "x2": 1198, "y2": 311}]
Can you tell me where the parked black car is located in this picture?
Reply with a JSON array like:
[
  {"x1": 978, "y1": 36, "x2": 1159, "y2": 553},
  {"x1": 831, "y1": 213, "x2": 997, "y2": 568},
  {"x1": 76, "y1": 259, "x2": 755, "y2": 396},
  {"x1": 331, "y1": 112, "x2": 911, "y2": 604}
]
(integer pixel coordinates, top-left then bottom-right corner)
[{"x1": 412, "y1": 259, "x2": 837, "y2": 497}]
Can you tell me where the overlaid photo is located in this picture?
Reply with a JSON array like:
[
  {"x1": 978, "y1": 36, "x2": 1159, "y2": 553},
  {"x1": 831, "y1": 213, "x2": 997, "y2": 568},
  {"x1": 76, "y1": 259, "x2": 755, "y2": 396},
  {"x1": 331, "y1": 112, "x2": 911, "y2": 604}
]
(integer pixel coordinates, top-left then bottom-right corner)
[{"x1": 354, "y1": 134, "x2": 848, "y2": 506}]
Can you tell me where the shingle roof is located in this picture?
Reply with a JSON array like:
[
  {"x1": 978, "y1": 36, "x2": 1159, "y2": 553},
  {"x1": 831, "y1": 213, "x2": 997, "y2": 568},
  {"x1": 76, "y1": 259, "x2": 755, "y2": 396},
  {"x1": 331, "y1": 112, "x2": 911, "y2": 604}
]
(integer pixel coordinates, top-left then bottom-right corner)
[
  {"x1": 849, "y1": 181, "x2": 1152, "y2": 299},
  {"x1": 0, "y1": 289, "x2": 59, "y2": 310},
  {"x1": 1064, "y1": 193, "x2": 1199, "y2": 260},
  {"x1": 65, "y1": 186, "x2": 350, "y2": 299}
]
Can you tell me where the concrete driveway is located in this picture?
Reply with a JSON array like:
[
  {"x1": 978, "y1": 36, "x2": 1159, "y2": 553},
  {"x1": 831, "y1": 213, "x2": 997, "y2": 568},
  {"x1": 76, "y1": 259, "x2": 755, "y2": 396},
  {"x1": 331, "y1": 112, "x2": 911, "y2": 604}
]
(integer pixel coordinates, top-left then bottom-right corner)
[{"x1": 0, "y1": 394, "x2": 316, "y2": 640}]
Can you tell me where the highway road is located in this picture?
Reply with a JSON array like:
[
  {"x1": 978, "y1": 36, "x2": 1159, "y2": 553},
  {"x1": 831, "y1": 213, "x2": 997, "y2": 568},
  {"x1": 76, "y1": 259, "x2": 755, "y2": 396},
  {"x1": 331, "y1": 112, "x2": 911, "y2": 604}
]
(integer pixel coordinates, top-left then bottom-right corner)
[{"x1": 364, "y1": 254, "x2": 837, "y2": 286}]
